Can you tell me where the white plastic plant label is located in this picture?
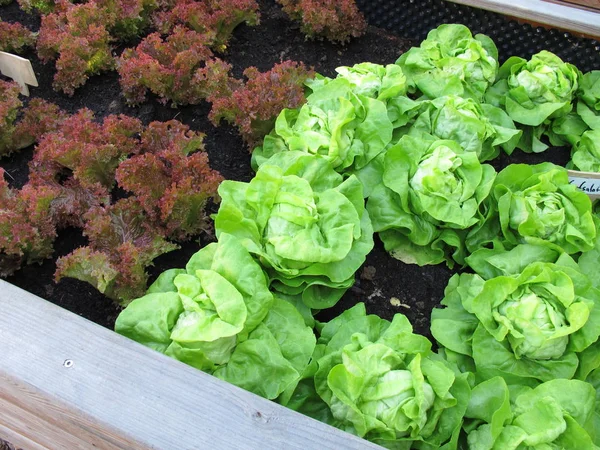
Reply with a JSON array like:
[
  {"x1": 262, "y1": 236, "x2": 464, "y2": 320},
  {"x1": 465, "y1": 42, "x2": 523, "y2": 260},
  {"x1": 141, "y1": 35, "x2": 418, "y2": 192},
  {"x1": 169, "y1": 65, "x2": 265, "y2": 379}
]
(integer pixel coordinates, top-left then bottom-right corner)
[
  {"x1": 0, "y1": 51, "x2": 38, "y2": 96},
  {"x1": 568, "y1": 169, "x2": 600, "y2": 200}
]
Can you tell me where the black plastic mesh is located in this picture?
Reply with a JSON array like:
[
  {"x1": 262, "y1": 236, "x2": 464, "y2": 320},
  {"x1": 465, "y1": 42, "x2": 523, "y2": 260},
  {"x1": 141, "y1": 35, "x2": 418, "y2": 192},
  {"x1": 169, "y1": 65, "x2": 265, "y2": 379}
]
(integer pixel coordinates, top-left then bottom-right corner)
[{"x1": 355, "y1": 0, "x2": 600, "y2": 72}]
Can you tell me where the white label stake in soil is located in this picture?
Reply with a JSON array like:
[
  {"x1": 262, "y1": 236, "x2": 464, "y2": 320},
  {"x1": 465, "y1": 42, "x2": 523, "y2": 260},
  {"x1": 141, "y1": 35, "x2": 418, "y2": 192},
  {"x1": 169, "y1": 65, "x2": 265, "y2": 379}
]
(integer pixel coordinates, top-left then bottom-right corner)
[
  {"x1": 568, "y1": 169, "x2": 600, "y2": 200},
  {"x1": 0, "y1": 52, "x2": 38, "y2": 96}
]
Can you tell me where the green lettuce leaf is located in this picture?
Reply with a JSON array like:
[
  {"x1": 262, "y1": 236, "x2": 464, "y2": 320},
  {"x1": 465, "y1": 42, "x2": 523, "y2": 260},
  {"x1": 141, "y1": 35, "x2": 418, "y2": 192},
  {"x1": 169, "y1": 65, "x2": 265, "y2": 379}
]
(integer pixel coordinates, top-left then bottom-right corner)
[
  {"x1": 576, "y1": 70, "x2": 600, "y2": 130},
  {"x1": 403, "y1": 95, "x2": 521, "y2": 161},
  {"x1": 486, "y1": 51, "x2": 580, "y2": 127},
  {"x1": 570, "y1": 128, "x2": 600, "y2": 172},
  {"x1": 307, "y1": 62, "x2": 408, "y2": 102},
  {"x1": 464, "y1": 377, "x2": 597, "y2": 449},
  {"x1": 485, "y1": 51, "x2": 582, "y2": 152}
]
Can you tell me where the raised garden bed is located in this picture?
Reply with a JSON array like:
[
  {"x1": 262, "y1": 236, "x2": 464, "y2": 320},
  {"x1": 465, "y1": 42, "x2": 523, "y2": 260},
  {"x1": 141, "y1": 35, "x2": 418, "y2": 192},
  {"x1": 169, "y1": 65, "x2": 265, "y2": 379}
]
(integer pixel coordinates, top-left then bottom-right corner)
[{"x1": 1, "y1": 0, "x2": 600, "y2": 448}]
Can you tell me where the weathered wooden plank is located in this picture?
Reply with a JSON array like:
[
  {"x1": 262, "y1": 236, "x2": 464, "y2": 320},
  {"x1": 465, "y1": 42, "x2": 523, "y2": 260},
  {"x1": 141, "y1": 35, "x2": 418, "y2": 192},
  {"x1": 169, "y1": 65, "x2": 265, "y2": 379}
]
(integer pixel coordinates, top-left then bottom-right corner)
[
  {"x1": 0, "y1": 280, "x2": 380, "y2": 450},
  {"x1": 445, "y1": 0, "x2": 600, "y2": 38},
  {"x1": 552, "y1": 0, "x2": 600, "y2": 12}
]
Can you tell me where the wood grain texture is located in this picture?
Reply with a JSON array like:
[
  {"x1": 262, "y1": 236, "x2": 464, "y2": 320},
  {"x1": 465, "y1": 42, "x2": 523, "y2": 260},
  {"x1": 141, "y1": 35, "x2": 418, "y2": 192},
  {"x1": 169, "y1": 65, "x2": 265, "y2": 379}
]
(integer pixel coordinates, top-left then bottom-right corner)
[
  {"x1": 552, "y1": 0, "x2": 600, "y2": 12},
  {"x1": 0, "y1": 280, "x2": 381, "y2": 450},
  {"x1": 445, "y1": 0, "x2": 600, "y2": 38}
]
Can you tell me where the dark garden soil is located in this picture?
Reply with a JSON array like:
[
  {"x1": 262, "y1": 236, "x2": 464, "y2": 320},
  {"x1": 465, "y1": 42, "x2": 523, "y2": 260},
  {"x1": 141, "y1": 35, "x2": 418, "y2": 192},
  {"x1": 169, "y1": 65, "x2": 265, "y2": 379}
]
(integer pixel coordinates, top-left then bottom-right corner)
[{"x1": 0, "y1": 0, "x2": 572, "y2": 339}]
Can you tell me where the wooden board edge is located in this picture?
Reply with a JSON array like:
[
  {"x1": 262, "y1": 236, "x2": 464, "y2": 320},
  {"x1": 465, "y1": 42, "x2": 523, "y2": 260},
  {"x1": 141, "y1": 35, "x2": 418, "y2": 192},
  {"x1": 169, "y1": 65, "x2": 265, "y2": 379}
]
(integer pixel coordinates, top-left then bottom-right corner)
[
  {"x1": 445, "y1": 0, "x2": 600, "y2": 38},
  {"x1": 545, "y1": 0, "x2": 600, "y2": 14},
  {"x1": 0, "y1": 280, "x2": 381, "y2": 450}
]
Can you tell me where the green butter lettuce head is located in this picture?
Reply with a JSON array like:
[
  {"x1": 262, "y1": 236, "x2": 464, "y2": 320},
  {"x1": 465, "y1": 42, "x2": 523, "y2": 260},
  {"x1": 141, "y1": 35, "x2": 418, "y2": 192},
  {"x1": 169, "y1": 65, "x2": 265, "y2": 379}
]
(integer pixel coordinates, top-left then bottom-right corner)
[
  {"x1": 115, "y1": 233, "x2": 273, "y2": 370},
  {"x1": 464, "y1": 377, "x2": 597, "y2": 450},
  {"x1": 214, "y1": 152, "x2": 373, "y2": 310},
  {"x1": 310, "y1": 303, "x2": 470, "y2": 449},
  {"x1": 396, "y1": 23, "x2": 498, "y2": 100},
  {"x1": 252, "y1": 77, "x2": 393, "y2": 176},
  {"x1": 576, "y1": 70, "x2": 600, "y2": 130},
  {"x1": 466, "y1": 162, "x2": 596, "y2": 255},
  {"x1": 308, "y1": 62, "x2": 408, "y2": 103},
  {"x1": 570, "y1": 128, "x2": 600, "y2": 172},
  {"x1": 367, "y1": 135, "x2": 495, "y2": 267},
  {"x1": 333, "y1": 62, "x2": 408, "y2": 101},
  {"x1": 404, "y1": 95, "x2": 522, "y2": 161},
  {"x1": 432, "y1": 245, "x2": 600, "y2": 384},
  {"x1": 115, "y1": 233, "x2": 316, "y2": 400},
  {"x1": 486, "y1": 50, "x2": 581, "y2": 127}
]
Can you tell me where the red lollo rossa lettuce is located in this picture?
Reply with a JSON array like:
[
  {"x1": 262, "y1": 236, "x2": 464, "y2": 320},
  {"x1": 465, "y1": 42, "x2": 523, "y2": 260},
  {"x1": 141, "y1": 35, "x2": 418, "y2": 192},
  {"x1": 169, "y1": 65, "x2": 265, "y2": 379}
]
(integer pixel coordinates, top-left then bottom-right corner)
[
  {"x1": 0, "y1": 169, "x2": 58, "y2": 277},
  {"x1": 0, "y1": 82, "x2": 66, "y2": 157},
  {"x1": 117, "y1": 26, "x2": 237, "y2": 106},
  {"x1": 29, "y1": 109, "x2": 143, "y2": 191},
  {"x1": 0, "y1": 80, "x2": 23, "y2": 157},
  {"x1": 116, "y1": 121, "x2": 223, "y2": 241},
  {"x1": 39, "y1": 117, "x2": 223, "y2": 304},
  {"x1": 35, "y1": 0, "x2": 159, "y2": 94},
  {"x1": 152, "y1": 0, "x2": 260, "y2": 52},
  {"x1": 12, "y1": 99, "x2": 69, "y2": 152},
  {"x1": 0, "y1": 19, "x2": 36, "y2": 53},
  {"x1": 55, "y1": 198, "x2": 179, "y2": 303},
  {"x1": 208, "y1": 61, "x2": 315, "y2": 149},
  {"x1": 4, "y1": 108, "x2": 222, "y2": 303},
  {"x1": 37, "y1": 1, "x2": 115, "y2": 95},
  {"x1": 276, "y1": 0, "x2": 366, "y2": 44}
]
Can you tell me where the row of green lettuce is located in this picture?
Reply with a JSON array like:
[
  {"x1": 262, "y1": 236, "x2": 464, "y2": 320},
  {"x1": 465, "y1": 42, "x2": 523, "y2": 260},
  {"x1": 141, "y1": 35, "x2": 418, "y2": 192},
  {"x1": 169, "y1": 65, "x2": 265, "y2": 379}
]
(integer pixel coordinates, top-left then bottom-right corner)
[{"x1": 114, "y1": 24, "x2": 600, "y2": 449}]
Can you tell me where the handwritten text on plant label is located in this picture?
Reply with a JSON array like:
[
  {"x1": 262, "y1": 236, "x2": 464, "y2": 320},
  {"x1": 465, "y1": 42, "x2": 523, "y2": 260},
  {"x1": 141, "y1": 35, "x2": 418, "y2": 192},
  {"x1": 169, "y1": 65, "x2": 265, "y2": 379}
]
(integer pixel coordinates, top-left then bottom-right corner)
[{"x1": 568, "y1": 170, "x2": 600, "y2": 200}]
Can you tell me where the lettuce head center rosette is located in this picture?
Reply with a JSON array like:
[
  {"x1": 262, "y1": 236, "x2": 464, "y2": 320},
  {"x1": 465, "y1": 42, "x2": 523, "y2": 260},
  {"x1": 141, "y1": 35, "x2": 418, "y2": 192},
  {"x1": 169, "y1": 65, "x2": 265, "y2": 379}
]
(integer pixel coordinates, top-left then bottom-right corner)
[
  {"x1": 511, "y1": 191, "x2": 566, "y2": 238},
  {"x1": 169, "y1": 271, "x2": 247, "y2": 345},
  {"x1": 479, "y1": 265, "x2": 589, "y2": 362},
  {"x1": 252, "y1": 78, "x2": 393, "y2": 176},
  {"x1": 264, "y1": 177, "x2": 357, "y2": 267},
  {"x1": 333, "y1": 62, "x2": 408, "y2": 101},
  {"x1": 512, "y1": 60, "x2": 574, "y2": 101},
  {"x1": 410, "y1": 145, "x2": 463, "y2": 200},
  {"x1": 487, "y1": 51, "x2": 581, "y2": 129},
  {"x1": 327, "y1": 348, "x2": 438, "y2": 437},
  {"x1": 115, "y1": 233, "x2": 317, "y2": 401},
  {"x1": 433, "y1": 245, "x2": 600, "y2": 383},
  {"x1": 306, "y1": 304, "x2": 469, "y2": 448},
  {"x1": 493, "y1": 289, "x2": 570, "y2": 360},
  {"x1": 463, "y1": 377, "x2": 597, "y2": 449},
  {"x1": 403, "y1": 95, "x2": 521, "y2": 162}
]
